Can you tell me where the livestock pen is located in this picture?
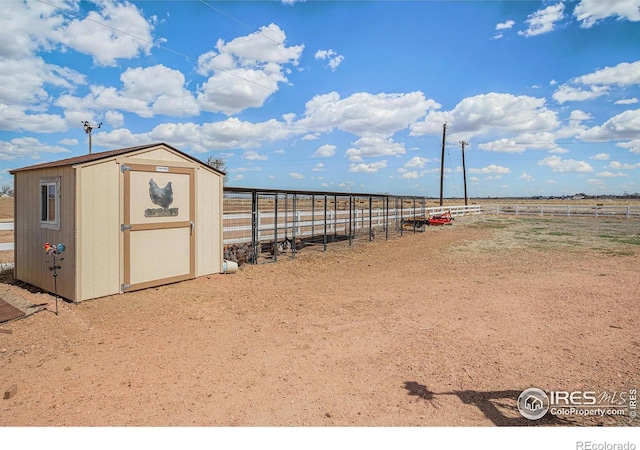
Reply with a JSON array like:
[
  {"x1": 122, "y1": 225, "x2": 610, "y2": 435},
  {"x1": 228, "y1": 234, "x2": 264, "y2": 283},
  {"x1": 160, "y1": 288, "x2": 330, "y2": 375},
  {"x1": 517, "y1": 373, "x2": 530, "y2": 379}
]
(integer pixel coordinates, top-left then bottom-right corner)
[{"x1": 222, "y1": 187, "x2": 481, "y2": 264}]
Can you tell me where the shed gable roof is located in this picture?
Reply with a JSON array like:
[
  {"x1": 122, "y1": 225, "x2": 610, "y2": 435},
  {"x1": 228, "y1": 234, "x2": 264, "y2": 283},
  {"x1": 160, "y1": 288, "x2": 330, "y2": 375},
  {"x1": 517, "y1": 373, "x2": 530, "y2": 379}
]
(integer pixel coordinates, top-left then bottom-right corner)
[{"x1": 9, "y1": 143, "x2": 225, "y2": 175}]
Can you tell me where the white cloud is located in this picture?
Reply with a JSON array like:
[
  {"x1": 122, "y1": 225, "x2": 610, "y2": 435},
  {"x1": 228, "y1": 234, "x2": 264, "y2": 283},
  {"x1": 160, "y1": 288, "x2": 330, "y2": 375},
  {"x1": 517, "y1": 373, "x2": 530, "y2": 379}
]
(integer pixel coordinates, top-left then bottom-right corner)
[
  {"x1": 495, "y1": 20, "x2": 515, "y2": 30},
  {"x1": 348, "y1": 161, "x2": 388, "y2": 173},
  {"x1": 196, "y1": 24, "x2": 304, "y2": 115},
  {"x1": 569, "y1": 110, "x2": 592, "y2": 122},
  {"x1": 313, "y1": 144, "x2": 337, "y2": 158},
  {"x1": 574, "y1": 0, "x2": 640, "y2": 28},
  {"x1": 0, "y1": 104, "x2": 66, "y2": 133},
  {"x1": 411, "y1": 93, "x2": 559, "y2": 141},
  {"x1": 56, "y1": 65, "x2": 199, "y2": 120},
  {"x1": 590, "y1": 153, "x2": 610, "y2": 160},
  {"x1": 519, "y1": 172, "x2": 535, "y2": 181},
  {"x1": 553, "y1": 61, "x2": 640, "y2": 104},
  {"x1": 615, "y1": 98, "x2": 639, "y2": 105},
  {"x1": 94, "y1": 116, "x2": 295, "y2": 152},
  {"x1": 617, "y1": 139, "x2": 640, "y2": 154},
  {"x1": 0, "y1": 0, "x2": 155, "y2": 67},
  {"x1": 606, "y1": 160, "x2": 640, "y2": 170},
  {"x1": 315, "y1": 49, "x2": 344, "y2": 71},
  {"x1": 0, "y1": 56, "x2": 85, "y2": 108},
  {"x1": 289, "y1": 172, "x2": 304, "y2": 179},
  {"x1": 400, "y1": 171, "x2": 419, "y2": 179},
  {"x1": 576, "y1": 61, "x2": 640, "y2": 87},
  {"x1": 104, "y1": 110, "x2": 124, "y2": 128},
  {"x1": 579, "y1": 109, "x2": 640, "y2": 141},
  {"x1": 242, "y1": 150, "x2": 268, "y2": 160},
  {"x1": 468, "y1": 164, "x2": 511, "y2": 175},
  {"x1": 518, "y1": 3, "x2": 565, "y2": 37},
  {"x1": 0, "y1": 137, "x2": 70, "y2": 162},
  {"x1": 478, "y1": 132, "x2": 562, "y2": 153},
  {"x1": 58, "y1": 1, "x2": 156, "y2": 67},
  {"x1": 552, "y1": 85, "x2": 609, "y2": 104},
  {"x1": 345, "y1": 136, "x2": 406, "y2": 161},
  {"x1": 404, "y1": 156, "x2": 430, "y2": 168},
  {"x1": 537, "y1": 156, "x2": 594, "y2": 173},
  {"x1": 301, "y1": 91, "x2": 437, "y2": 137},
  {"x1": 597, "y1": 171, "x2": 628, "y2": 177},
  {"x1": 59, "y1": 138, "x2": 78, "y2": 146},
  {"x1": 312, "y1": 163, "x2": 325, "y2": 172}
]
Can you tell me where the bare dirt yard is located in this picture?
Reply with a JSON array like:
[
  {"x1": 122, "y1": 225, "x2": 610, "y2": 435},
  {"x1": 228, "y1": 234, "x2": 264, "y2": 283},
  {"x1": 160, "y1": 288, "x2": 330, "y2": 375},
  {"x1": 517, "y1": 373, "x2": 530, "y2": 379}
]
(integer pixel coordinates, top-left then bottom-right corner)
[{"x1": 0, "y1": 214, "x2": 638, "y2": 426}]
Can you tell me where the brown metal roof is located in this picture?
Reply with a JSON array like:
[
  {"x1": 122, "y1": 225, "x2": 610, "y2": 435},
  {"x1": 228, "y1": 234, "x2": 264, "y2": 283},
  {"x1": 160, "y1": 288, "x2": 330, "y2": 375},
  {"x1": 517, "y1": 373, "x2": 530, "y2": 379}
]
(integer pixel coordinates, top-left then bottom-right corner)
[{"x1": 9, "y1": 143, "x2": 225, "y2": 175}]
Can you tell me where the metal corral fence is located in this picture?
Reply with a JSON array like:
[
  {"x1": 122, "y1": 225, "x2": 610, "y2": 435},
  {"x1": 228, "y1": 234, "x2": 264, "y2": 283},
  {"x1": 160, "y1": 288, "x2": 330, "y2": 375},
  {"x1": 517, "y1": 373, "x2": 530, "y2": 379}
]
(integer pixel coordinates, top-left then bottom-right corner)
[
  {"x1": 223, "y1": 187, "x2": 481, "y2": 264},
  {"x1": 481, "y1": 203, "x2": 640, "y2": 219}
]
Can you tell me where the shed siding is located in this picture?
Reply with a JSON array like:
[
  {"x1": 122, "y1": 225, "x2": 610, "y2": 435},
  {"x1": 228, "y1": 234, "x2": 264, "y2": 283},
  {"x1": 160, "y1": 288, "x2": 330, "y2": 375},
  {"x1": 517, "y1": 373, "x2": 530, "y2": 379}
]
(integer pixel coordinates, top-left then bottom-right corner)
[
  {"x1": 76, "y1": 161, "x2": 121, "y2": 301},
  {"x1": 15, "y1": 167, "x2": 76, "y2": 301},
  {"x1": 196, "y1": 166, "x2": 223, "y2": 275},
  {"x1": 130, "y1": 147, "x2": 187, "y2": 163}
]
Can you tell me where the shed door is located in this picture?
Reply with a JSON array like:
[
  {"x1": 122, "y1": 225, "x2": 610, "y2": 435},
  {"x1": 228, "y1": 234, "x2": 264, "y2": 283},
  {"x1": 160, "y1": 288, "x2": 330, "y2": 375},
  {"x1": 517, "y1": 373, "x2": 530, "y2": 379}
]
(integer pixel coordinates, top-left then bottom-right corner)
[{"x1": 122, "y1": 164, "x2": 195, "y2": 292}]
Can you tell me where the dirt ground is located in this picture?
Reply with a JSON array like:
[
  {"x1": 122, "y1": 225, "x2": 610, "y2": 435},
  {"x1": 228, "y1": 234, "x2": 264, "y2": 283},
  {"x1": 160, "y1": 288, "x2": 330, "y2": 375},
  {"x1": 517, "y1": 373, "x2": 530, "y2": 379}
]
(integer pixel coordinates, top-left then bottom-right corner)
[{"x1": 0, "y1": 215, "x2": 638, "y2": 427}]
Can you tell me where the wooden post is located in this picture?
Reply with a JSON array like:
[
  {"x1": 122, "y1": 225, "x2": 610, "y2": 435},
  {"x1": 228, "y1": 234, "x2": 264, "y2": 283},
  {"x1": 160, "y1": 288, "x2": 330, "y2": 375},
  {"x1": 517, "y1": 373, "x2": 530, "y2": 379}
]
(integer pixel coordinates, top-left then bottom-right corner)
[
  {"x1": 439, "y1": 123, "x2": 447, "y2": 206},
  {"x1": 460, "y1": 140, "x2": 468, "y2": 206}
]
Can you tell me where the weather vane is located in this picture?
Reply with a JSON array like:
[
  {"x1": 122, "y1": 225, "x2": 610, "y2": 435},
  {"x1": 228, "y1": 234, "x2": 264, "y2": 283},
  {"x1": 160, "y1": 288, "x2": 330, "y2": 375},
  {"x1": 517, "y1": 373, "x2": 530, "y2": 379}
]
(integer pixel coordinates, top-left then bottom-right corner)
[{"x1": 82, "y1": 121, "x2": 102, "y2": 154}]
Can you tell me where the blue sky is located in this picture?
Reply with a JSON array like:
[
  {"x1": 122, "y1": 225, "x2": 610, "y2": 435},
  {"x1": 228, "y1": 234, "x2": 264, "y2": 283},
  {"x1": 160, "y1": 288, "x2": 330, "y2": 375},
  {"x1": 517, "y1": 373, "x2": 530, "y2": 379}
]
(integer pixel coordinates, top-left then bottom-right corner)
[{"x1": 1, "y1": 0, "x2": 640, "y2": 197}]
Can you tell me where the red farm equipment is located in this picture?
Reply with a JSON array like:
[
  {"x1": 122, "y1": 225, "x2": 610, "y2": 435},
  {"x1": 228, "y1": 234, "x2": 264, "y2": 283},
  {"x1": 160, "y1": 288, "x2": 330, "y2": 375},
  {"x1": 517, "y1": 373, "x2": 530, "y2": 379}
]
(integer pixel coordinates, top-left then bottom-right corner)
[{"x1": 426, "y1": 211, "x2": 454, "y2": 226}]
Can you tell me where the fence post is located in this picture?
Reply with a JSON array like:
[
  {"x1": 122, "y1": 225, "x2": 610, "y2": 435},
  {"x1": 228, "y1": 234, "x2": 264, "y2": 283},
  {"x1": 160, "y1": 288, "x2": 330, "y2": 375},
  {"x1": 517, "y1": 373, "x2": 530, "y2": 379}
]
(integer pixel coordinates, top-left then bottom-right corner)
[
  {"x1": 399, "y1": 199, "x2": 404, "y2": 236},
  {"x1": 311, "y1": 194, "x2": 315, "y2": 241},
  {"x1": 349, "y1": 196, "x2": 353, "y2": 247},
  {"x1": 323, "y1": 194, "x2": 328, "y2": 252},
  {"x1": 385, "y1": 197, "x2": 389, "y2": 240},
  {"x1": 369, "y1": 197, "x2": 373, "y2": 242},
  {"x1": 567, "y1": 205, "x2": 570, "y2": 217},
  {"x1": 274, "y1": 194, "x2": 278, "y2": 262},
  {"x1": 251, "y1": 190, "x2": 258, "y2": 264},
  {"x1": 292, "y1": 194, "x2": 297, "y2": 258},
  {"x1": 540, "y1": 205, "x2": 544, "y2": 216},
  {"x1": 516, "y1": 205, "x2": 519, "y2": 216},
  {"x1": 627, "y1": 206, "x2": 630, "y2": 219}
]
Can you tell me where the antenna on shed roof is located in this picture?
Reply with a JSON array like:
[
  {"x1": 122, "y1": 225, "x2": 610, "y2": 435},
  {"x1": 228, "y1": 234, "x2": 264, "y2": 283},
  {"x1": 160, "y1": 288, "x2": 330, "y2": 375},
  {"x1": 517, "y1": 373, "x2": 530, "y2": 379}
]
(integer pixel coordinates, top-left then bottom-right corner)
[{"x1": 82, "y1": 121, "x2": 102, "y2": 154}]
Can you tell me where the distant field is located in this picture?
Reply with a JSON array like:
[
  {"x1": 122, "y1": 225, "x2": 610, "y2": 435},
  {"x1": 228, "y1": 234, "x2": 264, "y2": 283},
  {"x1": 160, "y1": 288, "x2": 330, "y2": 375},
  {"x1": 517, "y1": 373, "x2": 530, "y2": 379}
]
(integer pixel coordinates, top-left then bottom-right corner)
[{"x1": 0, "y1": 197, "x2": 13, "y2": 220}]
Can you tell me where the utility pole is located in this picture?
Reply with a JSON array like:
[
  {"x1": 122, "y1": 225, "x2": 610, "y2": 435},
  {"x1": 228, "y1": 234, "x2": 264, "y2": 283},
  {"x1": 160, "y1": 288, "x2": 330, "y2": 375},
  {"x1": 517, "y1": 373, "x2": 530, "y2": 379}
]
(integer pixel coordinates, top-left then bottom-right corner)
[
  {"x1": 439, "y1": 123, "x2": 447, "y2": 206},
  {"x1": 82, "y1": 121, "x2": 102, "y2": 154},
  {"x1": 460, "y1": 140, "x2": 469, "y2": 206}
]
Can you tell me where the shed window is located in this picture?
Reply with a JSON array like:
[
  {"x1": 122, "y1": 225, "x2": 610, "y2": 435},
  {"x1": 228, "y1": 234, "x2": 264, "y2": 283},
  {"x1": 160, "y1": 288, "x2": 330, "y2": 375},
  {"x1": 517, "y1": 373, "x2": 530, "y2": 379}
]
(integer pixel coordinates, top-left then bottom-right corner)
[{"x1": 40, "y1": 178, "x2": 60, "y2": 229}]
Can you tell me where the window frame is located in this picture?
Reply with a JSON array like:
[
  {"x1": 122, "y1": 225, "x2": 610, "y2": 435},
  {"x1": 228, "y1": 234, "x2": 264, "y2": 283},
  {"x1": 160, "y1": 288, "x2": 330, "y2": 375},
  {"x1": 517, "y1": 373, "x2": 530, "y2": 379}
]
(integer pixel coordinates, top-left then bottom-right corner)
[{"x1": 40, "y1": 177, "x2": 61, "y2": 230}]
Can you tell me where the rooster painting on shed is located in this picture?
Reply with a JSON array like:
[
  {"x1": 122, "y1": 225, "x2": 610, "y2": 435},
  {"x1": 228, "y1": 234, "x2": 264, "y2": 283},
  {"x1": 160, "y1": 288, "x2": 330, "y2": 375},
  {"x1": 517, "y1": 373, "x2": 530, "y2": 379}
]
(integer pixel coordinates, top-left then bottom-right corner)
[{"x1": 149, "y1": 178, "x2": 173, "y2": 209}]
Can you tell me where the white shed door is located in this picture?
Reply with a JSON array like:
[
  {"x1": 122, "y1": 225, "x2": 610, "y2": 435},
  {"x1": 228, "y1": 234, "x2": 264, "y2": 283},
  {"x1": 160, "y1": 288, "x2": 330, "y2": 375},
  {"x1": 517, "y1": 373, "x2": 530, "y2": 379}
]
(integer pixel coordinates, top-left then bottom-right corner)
[{"x1": 122, "y1": 163, "x2": 195, "y2": 292}]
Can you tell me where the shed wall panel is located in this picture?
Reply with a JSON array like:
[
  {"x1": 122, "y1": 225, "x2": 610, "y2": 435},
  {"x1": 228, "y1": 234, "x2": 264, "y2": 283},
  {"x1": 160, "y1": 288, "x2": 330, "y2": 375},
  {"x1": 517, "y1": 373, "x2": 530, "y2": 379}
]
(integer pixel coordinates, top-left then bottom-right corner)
[
  {"x1": 196, "y1": 167, "x2": 223, "y2": 275},
  {"x1": 14, "y1": 167, "x2": 76, "y2": 301},
  {"x1": 76, "y1": 162, "x2": 120, "y2": 301},
  {"x1": 130, "y1": 148, "x2": 187, "y2": 163}
]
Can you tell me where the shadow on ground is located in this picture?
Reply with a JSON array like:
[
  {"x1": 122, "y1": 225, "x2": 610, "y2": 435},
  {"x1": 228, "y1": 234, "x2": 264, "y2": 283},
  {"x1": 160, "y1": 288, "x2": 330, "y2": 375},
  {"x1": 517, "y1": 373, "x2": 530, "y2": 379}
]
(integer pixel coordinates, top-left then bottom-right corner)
[{"x1": 403, "y1": 381, "x2": 577, "y2": 426}]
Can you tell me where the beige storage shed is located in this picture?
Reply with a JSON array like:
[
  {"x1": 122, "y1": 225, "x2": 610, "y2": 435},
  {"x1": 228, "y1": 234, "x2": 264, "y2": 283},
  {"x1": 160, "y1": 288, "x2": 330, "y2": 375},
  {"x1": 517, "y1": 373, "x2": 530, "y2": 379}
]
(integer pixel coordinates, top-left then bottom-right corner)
[{"x1": 10, "y1": 143, "x2": 224, "y2": 302}]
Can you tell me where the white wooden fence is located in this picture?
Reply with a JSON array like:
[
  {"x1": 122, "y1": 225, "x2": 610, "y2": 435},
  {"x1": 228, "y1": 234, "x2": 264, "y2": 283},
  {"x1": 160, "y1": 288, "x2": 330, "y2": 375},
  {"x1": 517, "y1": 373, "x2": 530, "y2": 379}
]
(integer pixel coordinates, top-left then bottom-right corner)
[
  {"x1": 483, "y1": 204, "x2": 640, "y2": 219},
  {"x1": 2, "y1": 203, "x2": 636, "y2": 251}
]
